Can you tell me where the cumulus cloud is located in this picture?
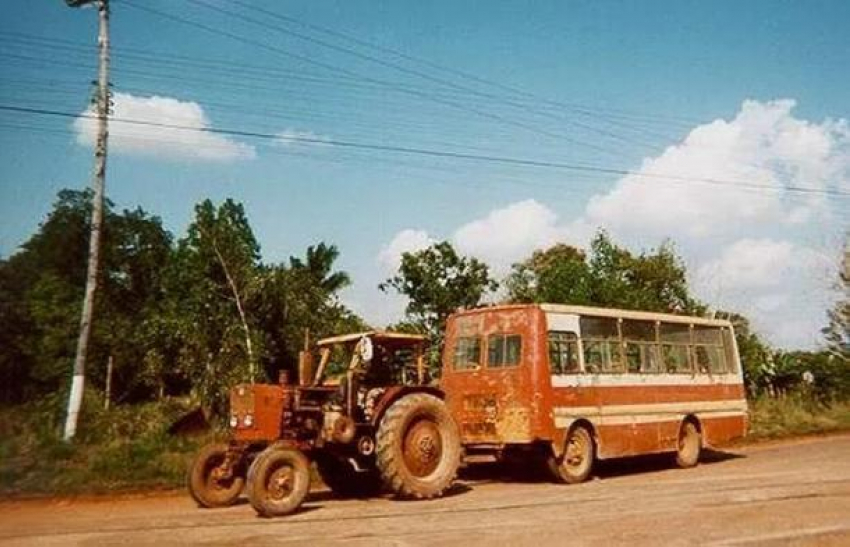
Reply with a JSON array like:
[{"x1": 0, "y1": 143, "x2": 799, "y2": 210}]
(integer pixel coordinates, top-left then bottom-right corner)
[
  {"x1": 377, "y1": 229, "x2": 435, "y2": 271},
  {"x1": 696, "y1": 238, "x2": 796, "y2": 291},
  {"x1": 372, "y1": 100, "x2": 848, "y2": 348},
  {"x1": 453, "y1": 199, "x2": 569, "y2": 272},
  {"x1": 74, "y1": 92, "x2": 256, "y2": 162},
  {"x1": 583, "y1": 99, "x2": 849, "y2": 241}
]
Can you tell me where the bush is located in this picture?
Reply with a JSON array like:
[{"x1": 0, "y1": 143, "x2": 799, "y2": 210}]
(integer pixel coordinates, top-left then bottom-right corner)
[{"x1": 0, "y1": 398, "x2": 219, "y2": 497}]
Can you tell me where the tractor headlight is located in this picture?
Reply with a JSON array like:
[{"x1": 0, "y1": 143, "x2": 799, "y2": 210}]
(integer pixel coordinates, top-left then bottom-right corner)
[
  {"x1": 243, "y1": 414, "x2": 254, "y2": 428},
  {"x1": 229, "y1": 415, "x2": 238, "y2": 428}
]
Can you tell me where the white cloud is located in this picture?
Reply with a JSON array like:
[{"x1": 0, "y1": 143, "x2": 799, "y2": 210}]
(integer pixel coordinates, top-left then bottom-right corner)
[
  {"x1": 583, "y1": 99, "x2": 849, "y2": 241},
  {"x1": 74, "y1": 92, "x2": 256, "y2": 162},
  {"x1": 377, "y1": 229, "x2": 434, "y2": 271},
  {"x1": 453, "y1": 199, "x2": 568, "y2": 273},
  {"x1": 696, "y1": 238, "x2": 795, "y2": 291},
  {"x1": 275, "y1": 129, "x2": 331, "y2": 148}
]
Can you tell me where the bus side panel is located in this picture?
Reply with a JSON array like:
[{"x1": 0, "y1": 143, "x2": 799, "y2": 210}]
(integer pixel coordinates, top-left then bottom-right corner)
[
  {"x1": 700, "y1": 413, "x2": 748, "y2": 446},
  {"x1": 551, "y1": 379, "x2": 747, "y2": 459}
]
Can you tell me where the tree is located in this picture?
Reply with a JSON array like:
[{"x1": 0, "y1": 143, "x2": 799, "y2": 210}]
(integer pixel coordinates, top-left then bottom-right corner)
[
  {"x1": 380, "y1": 241, "x2": 497, "y2": 370},
  {"x1": 506, "y1": 244, "x2": 591, "y2": 304},
  {"x1": 822, "y1": 240, "x2": 849, "y2": 364},
  {"x1": 506, "y1": 231, "x2": 703, "y2": 314},
  {"x1": 0, "y1": 190, "x2": 172, "y2": 411},
  {"x1": 155, "y1": 199, "x2": 262, "y2": 414}
]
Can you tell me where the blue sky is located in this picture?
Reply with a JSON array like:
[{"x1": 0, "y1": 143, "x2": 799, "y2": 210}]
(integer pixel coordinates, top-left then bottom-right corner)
[{"x1": 1, "y1": 0, "x2": 848, "y2": 349}]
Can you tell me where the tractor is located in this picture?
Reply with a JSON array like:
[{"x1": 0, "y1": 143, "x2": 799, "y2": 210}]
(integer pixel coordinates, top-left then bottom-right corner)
[{"x1": 187, "y1": 331, "x2": 461, "y2": 517}]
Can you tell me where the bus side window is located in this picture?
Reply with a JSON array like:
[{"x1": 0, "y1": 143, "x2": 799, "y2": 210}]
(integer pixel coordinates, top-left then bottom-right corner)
[
  {"x1": 583, "y1": 340, "x2": 605, "y2": 373},
  {"x1": 548, "y1": 331, "x2": 579, "y2": 374},
  {"x1": 488, "y1": 334, "x2": 522, "y2": 368},
  {"x1": 580, "y1": 316, "x2": 622, "y2": 373},
  {"x1": 453, "y1": 336, "x2": 481, "y2": 371},
  {"x1": 722, "y1": 327, "x2": 739, "y2": 374},
  {"x1": 622, "y1": 319, "x2": 657, "y2": 374},
  {"x1": 660, "y1": 322, "x2": 693, "y2": 374},
  {"x1": 662, "y1": 344, "x2": 690, "y2": 373}
]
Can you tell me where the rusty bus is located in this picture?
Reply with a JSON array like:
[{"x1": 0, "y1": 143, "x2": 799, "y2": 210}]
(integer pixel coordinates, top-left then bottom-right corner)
[{"x1": 440, "y1": 304, "x2": 748, "y2": 482}]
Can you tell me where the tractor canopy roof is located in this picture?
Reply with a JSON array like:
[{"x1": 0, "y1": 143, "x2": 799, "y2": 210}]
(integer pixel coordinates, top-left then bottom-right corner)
[{"x1": 316, "y1": 331, "x2": 426, "y2": 348}]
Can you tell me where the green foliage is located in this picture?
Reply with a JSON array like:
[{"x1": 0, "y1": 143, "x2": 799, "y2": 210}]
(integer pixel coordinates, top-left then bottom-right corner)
[
  {"x1": 506, "y1": 231, "x2": 703, "y2": 314},
  {"x1": 0, "y1": 190, "x2": 172, "y2": 404},
  {"x1": 380, "y1": 241, "x2": 497, "y2": 370},
  {"x1": 822, "y1": 243, "x2": 849, "y2": 363},
  {"x1": 0, "y1": 190, "x2": 364, "y2": 420}
]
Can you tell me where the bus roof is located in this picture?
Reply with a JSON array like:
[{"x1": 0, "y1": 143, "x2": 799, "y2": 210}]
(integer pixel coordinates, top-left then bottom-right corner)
[
  {"x1": 451, "y1": 304, "x2": 732, "y2": 328},
  {"x1": 540, "y1": 304, "x2": 732, "y2": 327}
]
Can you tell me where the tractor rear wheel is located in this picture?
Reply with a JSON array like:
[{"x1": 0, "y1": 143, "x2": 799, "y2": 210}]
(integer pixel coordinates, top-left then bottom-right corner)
[
  {"x1": 246, "y1": 447, "x2": 310, "y2": 517},
  {"x1": 187, "y1": 443, "x2": 245, "y2": 508},
  {"x1": 375, "y1": 393, "x2": 461, "y2": 499},
  {"x1": 316, "y1": 454, "x2": 382, "y2": 498}
]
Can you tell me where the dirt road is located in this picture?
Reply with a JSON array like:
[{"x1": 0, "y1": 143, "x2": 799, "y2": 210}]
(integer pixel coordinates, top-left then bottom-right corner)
[{"x1": 1, "y1": 435, "x2": 849, "y2": 546}]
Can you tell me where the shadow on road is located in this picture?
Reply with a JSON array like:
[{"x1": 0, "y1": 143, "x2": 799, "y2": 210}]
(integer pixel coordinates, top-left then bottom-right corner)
[{"x1": 459, "y1": 448, "x2": 745, "y2": 484}]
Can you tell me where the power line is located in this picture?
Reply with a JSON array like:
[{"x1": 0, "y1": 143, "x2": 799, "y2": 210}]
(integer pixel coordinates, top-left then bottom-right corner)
[
  {"x1": 118, "y1": 0, "x2": 632, "y2": 158},
  {"x1": 2, "y1": 102, "x2": 846, "y2": 199}
]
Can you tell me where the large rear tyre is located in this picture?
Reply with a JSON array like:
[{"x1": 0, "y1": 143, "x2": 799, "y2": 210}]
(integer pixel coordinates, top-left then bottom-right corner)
[
  {"x1": 316, "y1": 454, "x2": 382, "y2": 498},
  {"x1": 675, "y1": 420, "x2": 702, "y2": 468},
  {"x1": 547, "y1": 425, "x2": 595, "y2": 484},
  {"x1": 246, "y1": 447, "x2": 310, "y2": 518},
  {"x1": 187, "y1": 443, "x2": 245, "y2": 508},
  {"x1": 375, "y1": 393, "x2": 461, "y2": 499}
]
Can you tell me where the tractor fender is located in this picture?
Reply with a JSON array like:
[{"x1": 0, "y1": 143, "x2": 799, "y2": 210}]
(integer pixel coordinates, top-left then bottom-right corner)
[{"x1": 370, "y1": 385, "x2": 445, "y2": 426}]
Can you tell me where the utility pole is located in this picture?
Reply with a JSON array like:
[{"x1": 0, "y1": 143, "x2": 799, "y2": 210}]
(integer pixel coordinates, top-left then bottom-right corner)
[{"x1": 63, "y1": 0, "x2": 111, "y2": 441}]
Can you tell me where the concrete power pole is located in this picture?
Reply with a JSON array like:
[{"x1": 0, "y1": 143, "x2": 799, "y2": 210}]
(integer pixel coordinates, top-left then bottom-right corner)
[{"x1": 63, "y1": 0, "x2": 111, "y2": 441}]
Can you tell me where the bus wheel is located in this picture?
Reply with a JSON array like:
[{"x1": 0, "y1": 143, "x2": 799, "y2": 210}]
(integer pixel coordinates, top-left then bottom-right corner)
[
  {"x1": 675, "y1": 420, "x2": 702, "y2": 468},
  {"x1": 548, "y1": 425, "x2": 594, "y2": 484}
]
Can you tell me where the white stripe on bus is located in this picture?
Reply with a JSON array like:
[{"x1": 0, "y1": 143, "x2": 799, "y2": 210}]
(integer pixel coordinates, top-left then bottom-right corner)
[
  {"x1": 550, "y1": 373, "x2": 743, "y2": 388},
  {"x1": 553, "y1": 399, "x2": 747, "y2": 418},
  {"x1": 554, "y1": 410, "x2": 746, "y2": 428}
]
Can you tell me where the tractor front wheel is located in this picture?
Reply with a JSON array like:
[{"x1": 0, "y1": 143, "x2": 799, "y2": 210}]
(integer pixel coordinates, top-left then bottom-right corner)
[
  {"x1": 375, "y1": 393, "x2": 461, "y2": 499},
  {"x1": 246, "y1": 447, "x2": 310, "y2": 518},
  {"x1": 187, "y1": 443, "x2": 245, "y2": 508}
]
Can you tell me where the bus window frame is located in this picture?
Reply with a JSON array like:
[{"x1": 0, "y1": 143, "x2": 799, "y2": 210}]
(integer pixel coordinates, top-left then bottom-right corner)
[
  {"x1": 548, "y1": 330, "x2": 581, "y2": 375},
  {"x1": 486, "y1": 332, "x2": 523, "y2": 369},
  {"x1": 452, "y1": 335, "x2": 483, "y2": 372}
]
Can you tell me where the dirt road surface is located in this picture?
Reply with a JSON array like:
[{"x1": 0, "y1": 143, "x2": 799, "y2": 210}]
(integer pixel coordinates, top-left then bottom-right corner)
[{"x1": 1, "y1": 435, "x2": 849, "y2": 546}]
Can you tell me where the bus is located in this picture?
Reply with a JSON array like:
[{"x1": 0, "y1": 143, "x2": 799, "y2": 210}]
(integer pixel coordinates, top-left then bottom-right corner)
[{"x1": 439, "y1": 304, "x2": 748, "y2": 483}]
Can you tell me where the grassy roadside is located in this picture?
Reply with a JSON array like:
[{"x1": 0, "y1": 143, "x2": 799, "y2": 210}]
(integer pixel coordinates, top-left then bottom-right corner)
[
  {"x1": 0, "y1": 399, "x2": 217, "y2": 498},
  {"x1": 745, "y1": 396, "x2": 850, "y2": 441},
  {"x1": 2, "y1": 396, "x2": 849, "y2": 499}
]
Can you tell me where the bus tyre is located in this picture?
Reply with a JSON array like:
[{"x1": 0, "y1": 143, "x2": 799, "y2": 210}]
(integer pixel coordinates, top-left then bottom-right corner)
[
  {"x1": 316, "y1": 454, "x2": 382, "y2": 498},
  {"x1": 375, "y1": 393, "x2": 461, "y2": 499},
  {"x1": 548, "y1": 425, "x2": 595, "y2": 484},
  {"x1": 187, "y1": 443, "x2": 244, "y2": 508},
  {"x1": 247, "y1": 447, "x2": 310, "y2": 518},
  {"x1": 675, "y1": 420, "x2": 702, "y2": 468}
]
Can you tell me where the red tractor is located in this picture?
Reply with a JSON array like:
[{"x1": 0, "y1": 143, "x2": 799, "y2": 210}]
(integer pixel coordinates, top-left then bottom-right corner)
[{"x1": 187, "y1": 331, "x2": 461, "y2": 517}]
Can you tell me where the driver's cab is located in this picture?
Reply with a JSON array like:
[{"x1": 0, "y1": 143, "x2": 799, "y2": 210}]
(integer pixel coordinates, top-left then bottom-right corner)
[{"x1": 304, "y1": 331, "x2": 429, "y2": 422}]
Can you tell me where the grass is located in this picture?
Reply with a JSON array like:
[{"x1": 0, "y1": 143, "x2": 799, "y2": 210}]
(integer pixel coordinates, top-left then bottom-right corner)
[{"x1": 746, "y1": 395, "x2": 850, "y2": 441}]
